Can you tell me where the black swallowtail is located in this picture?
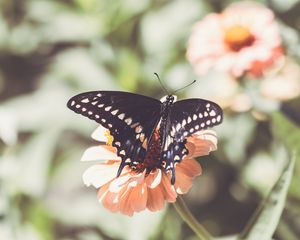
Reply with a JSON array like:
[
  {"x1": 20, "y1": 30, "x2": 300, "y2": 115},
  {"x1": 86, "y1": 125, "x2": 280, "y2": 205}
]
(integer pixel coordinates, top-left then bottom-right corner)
[{"x1": 67, "y1": 91, "x2": 223, "y2": 184}]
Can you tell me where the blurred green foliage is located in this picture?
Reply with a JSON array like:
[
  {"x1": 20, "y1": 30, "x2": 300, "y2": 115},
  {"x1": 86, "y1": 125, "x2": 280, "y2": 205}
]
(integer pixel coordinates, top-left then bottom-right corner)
[{"x1": 0, "y1": 0, "x2": 300, "y2": 240}]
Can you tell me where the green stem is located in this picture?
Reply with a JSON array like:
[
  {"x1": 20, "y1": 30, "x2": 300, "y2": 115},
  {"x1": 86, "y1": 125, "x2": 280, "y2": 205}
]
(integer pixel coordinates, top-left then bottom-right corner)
[{"x1": 173, "y1": 196, "x2": 213, "y2": 240}]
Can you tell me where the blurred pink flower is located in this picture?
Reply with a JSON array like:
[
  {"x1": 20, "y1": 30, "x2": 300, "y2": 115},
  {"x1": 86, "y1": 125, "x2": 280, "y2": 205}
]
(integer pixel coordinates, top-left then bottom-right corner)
[
  {"x1": 81, "y1": 126, "x2": 217, "y2": 216},
  {"x1": 260, "y1": 58, "x2": 300, "y2": 101},
  {"x1": 187, "y1": 2, "x2": 284, "y2": 77}
]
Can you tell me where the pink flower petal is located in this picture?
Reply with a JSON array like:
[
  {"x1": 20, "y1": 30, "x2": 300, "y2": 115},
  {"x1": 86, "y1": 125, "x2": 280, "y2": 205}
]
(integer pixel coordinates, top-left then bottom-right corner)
[
  {"x1": 161, "y1": 174, "x2": 177, "y2": 202},
  {"x1": 119, "y1": 187, "x2": 135, "y2": 216},
  {"x1": 128, "y1": 183, "x2": 148, "y2": 212},
  {"x1": 145, "y1": 169, "x2": 162, "y2": 189},
  {"x1": 146, "y1": 186, "x2": 165, "y2": 212},
  {"x1": 188, "y1": 130, "x2": 217, "y2": 157},
  {"x1": 127, "y1": 171, "x2": 146, "y2": 188},
  {"x1": 176, "y1": 158, "x2": 202, "y2": 178},
  {"x1": 109, "y1": 174, "x2": 132, "y2": 193},
  {"x1": 174, "y1": 170, "x2": 193, "y2": 194}
]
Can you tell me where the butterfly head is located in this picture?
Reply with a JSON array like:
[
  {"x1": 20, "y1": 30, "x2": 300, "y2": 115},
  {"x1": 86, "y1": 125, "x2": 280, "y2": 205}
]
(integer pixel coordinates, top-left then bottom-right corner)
[{"x1": 160, "y1": 95, "x2": 177, "y2": 104}]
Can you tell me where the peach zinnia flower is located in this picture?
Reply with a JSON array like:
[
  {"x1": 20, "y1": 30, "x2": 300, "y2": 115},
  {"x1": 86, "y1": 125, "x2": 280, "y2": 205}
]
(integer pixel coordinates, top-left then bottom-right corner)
[
  {"x1": 81, "y1": 125, "x2": 217, "y2": 216},
  {"x1": 187, "y1": 2, "x2": 284, "y2": 77}
]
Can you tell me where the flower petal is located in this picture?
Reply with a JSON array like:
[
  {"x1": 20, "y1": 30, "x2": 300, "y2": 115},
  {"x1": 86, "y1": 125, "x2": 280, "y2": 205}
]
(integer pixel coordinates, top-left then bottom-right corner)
[
  {"x1": 81, "y1": 145, "x2": 121, "y2": 162},
  {"x1": 119, "y1": 187, "x2": 135, "y2": 216},
  {"x1": 109, "y1": 174, "x2": 132, "y2": 193},
  {"x1": 82, "y1": 164, "x2": 119, "y2": 188},
  {"x1": 145, "y1": 169, "x2": 162, "y2": 188},
  {"x1": 188, "y1": 130, "x2": 217, "y2": 157},
  {"x1": 129, "y1": 183, "x2": 148, "y2": 212},
  {"x1": 91, "y1": 125, "x2": 109, "y2": 142},
  {"x1": 174, "y1": 170, "x2": 194, "y2": 194},
  {"x1": 128, "y1": 171, "x2": 146, "y2": 188},
  {"x1": 146, "y1": 186, "x2": 165, "y2": 212},
  {"x1": 97, "y1": 182, "x2": 110, "y2": 202},
  {"x1": 176, "y1": 158, "x2": 202, "y2": 178},
  {"x1": 161, "y1": 174, "x2": 177, "y2": 202},
  {"x1": 101, "y1": 186, "x2": 127, "y2": 213}
]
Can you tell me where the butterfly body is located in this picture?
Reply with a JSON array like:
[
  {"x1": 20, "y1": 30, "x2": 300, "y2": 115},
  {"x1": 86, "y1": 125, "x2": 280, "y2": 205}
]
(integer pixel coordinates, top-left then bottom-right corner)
[{"x1": 67, "y1": 91, "x2": 223, "y2": 184}]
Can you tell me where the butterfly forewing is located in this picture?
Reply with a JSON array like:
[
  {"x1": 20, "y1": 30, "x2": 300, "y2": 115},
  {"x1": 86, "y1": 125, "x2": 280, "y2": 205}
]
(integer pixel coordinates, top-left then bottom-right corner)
[
  {"x1": 170, "y1": 98, "x2": 223, "y2": 139},
  {"x1": 161, "y1": 98, "x2": 223, "y2": 183},
  {"x1": 67, "y1": 91, "x2": 162, "y2": 174}
]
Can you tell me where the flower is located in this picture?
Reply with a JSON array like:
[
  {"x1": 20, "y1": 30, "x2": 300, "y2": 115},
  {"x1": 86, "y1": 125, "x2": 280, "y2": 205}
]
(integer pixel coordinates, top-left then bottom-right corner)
[
  {"x1": 81, "y1": 125, "x2": 217, "y2": 216},
  {"x1": 187, "y1": 2, "x2": 284, "y2": 77},
  {"x1": 260, "y1": 58, "x2": 300, "y2": 101}
]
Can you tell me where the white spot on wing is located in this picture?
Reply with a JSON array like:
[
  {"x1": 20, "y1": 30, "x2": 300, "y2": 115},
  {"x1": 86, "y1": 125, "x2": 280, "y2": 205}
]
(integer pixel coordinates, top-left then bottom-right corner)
[
  {"x1": 111, "y1": 109, "x2": 118, "y2": 115},
  {"x1": 105, "y1": 106, "x2": 112, "y2": 111},
  {"x1": 118, "y1": 113, "x2": 125, "y2": 120},
  {"x1": 81, "y1": 98, "x2": 89, "y2": 103},
  {"x1": 125, "y1": 158, "x2": 131, "y2": 163},
  {"x1": 210, "y1": 110, "x2": 216, "y2": 116},
  {"x1": 135, "y1": 126, "x2": 142, "y2": 133},
  {"x1": 120, "y1": 150, "x2": 125, "y2": 155},
  {"x1": 125, "y1": 118, "x2": 132, "y2": 125}
]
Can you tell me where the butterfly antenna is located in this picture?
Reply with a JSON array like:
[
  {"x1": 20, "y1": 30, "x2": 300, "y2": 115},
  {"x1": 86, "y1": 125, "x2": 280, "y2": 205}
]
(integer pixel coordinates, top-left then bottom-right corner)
[
  {"x1": 172, "y1": 80, "x2": 197, "y2": 94},
  {"x1": 154, "y1": 72, "x2": 169, "y2": 95}
]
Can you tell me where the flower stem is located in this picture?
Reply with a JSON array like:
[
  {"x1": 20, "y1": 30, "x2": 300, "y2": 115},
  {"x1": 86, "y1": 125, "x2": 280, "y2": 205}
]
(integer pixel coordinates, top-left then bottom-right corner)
[{"x1": 173, "y1": 196, "x2": 213, "y2": 240}]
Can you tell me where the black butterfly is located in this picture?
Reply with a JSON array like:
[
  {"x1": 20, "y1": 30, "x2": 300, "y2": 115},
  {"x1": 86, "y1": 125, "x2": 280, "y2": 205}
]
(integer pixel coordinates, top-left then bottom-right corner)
[{"x1": 67, "y1": 90, "x2": 223, "y2": 184}]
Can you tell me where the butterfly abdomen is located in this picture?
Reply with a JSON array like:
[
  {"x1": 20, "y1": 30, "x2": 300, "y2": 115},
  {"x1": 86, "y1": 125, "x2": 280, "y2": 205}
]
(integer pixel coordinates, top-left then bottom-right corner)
[{"x1": 133, "y1": 130, "x2": 162, "y2": 173}]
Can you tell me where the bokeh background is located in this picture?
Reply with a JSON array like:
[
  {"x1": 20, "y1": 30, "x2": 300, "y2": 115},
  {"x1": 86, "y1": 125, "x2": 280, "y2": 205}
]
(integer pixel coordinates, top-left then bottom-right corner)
[{"x1": 0, "y1": 0, "x2": 300, "y2": 239}]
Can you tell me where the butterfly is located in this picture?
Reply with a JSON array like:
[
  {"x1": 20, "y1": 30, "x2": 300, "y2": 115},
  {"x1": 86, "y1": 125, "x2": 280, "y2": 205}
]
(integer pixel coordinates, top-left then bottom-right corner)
[{"x1": 67, "y1": 89, "x2": 223, "y2": 184}]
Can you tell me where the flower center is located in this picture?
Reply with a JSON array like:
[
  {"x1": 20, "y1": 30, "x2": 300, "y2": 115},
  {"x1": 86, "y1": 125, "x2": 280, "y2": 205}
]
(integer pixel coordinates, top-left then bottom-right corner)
[
  {"x1": 224, "y1": 25, "x2": 255, "y2": 51},
  {"x1": 105, "y1": 130, "x2": 113, "y2": 145}
]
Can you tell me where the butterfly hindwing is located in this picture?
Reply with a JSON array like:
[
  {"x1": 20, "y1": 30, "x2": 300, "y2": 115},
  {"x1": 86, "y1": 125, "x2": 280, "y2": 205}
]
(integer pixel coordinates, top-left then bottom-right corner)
[{"x1": 67, "y1": 91, "x2": 162, "y2": 174}]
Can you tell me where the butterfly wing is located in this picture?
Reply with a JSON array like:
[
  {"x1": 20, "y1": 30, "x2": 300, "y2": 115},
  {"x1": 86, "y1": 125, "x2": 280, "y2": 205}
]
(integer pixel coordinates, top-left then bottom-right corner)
[
  {"x1": 67, "y1": 91, "x2": 162, "y2": 175},
  {"x1": 162, "y1": 98, "x2": 223, "y2": 183}
]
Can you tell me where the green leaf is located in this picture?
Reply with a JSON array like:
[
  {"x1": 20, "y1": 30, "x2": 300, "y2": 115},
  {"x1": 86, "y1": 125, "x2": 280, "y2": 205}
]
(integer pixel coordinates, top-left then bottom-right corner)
[
  {"x1": 271, "y1": 112, "x2": 300, "y2": 199},
  {"x1": 271, "y1": 112, "x2": 300, "y2": 152},
  {"x1": 239, "y1": 154, "x2": 295, "y2": 240}
]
